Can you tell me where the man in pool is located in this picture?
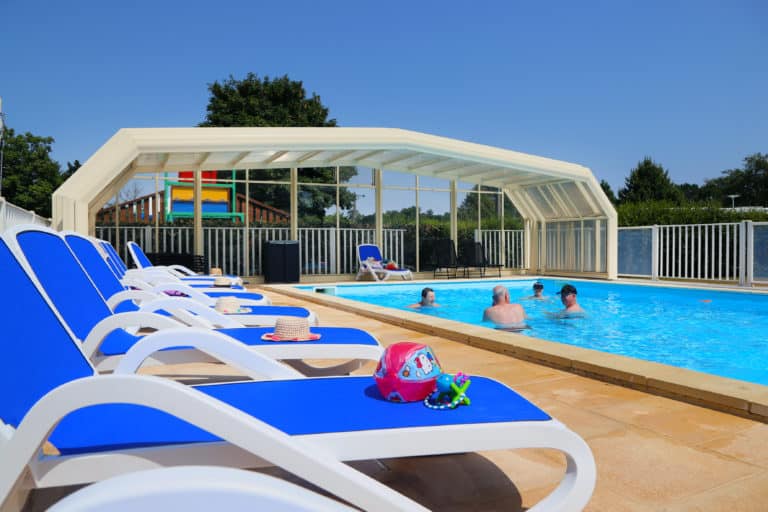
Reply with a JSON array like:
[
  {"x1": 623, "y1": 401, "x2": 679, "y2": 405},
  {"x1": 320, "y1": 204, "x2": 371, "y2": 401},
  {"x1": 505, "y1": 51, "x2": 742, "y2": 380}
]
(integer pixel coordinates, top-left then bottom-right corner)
[
  {"x1": 525, "y1": 281, "x2": 546, "y2": 300},
  {"x1": 483, "y1": 285, "x2": 528, "y2": 329},
  {"x1": 547, "y1": 284, "x2": 585, "y2": 318},
  {"x1": 408, "y1": 287, "x2": 439, "y2": 308}
]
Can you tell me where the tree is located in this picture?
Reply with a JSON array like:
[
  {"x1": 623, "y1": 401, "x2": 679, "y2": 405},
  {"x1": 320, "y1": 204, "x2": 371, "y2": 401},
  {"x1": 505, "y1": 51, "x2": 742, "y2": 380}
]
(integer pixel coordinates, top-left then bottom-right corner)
[
  {"x1": 618, "y1": 157, "x2": 682, "y2": 204},
  {"x1": 61, "y1": 159, "x2": 82, "y2": 180},
  {"x1": 599, "y1": 179, "x2": 617, "y2": 204},
  {"x1": 0, "y1": 127, "x2": 62, "y2": 217},
  {"x1": 700, "y1": 153, "x2": 768, "y2": 207},
  {"x1": 199, "y1": 73, "x2": 357, "y2": 224},
  {"x1": 677, "y1": 182, "x2": 702, "y2": 202}
]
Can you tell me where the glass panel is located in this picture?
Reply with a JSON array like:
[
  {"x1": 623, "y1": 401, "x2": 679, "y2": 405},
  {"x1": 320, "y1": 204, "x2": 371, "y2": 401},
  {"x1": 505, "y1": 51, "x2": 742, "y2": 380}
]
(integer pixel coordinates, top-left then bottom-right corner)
[
  {"x1": 248, "y1": 168, "x2": 290, "y2": 182},
  {"x1": 419, "y1": 176, "x2": 450, "y2": 190},
  {"x1": 583, "y1": 220, "x2": 596, "y2": 272},
  {"x1": 346, "y1": 166, "x2": 374, "y2": 186},
  {"x1": 618, "y1": 227, "x2": 653, "y2": 276},
  {"x1": 753, "y1": 224, "x2": 768, "y2": 281},
  {"x1": 383, "y1": 189, "x2": 416, "y2": 270},
  {"x1": 382, "y1": 169, "x2": 415, "y2": 189},
  {"x1": 418, "y1": 190, "x2": 450, "y2": 270},
  {"x1": 456, "y1": 190, "x2": 476, "y2": 247},
  {"x1": 503, "y1": 193, "x2": 523, "y2": 229}
]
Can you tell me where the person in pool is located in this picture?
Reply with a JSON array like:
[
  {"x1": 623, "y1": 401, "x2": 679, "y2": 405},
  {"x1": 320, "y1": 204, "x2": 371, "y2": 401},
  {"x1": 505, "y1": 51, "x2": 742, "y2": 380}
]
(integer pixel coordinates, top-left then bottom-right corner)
[
  {"x1": 546, "y1": 284, "x2": 586, "y2": 318},
  {"x1": 408, "y1": 287, "x2": 440, "y2": 308},
  {"x1": 483, "y1": 285, "x2": 529, "y2": 330},
  {"x1": 525, "y1": 281, "x2": 546, "y2": 300}
]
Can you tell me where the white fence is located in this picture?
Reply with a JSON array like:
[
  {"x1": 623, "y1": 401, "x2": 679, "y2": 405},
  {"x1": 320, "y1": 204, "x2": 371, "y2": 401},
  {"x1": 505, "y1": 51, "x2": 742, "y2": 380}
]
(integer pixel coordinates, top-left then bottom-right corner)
[
  {"x1": 619, "y1": 221, "x2": 768, "y2": 286},
  {"x1": 477, "y1": 229, "x2": 526, "y2": 269},
  {"x1": 0, "y1": 197, "x2": 51, "y2": 232},
  {"x1": 95, "y1": 226, "x2": 408, "y2": 277},
  {"x1": 96, "y1": 225, "x2": 528, "y2": 277}
]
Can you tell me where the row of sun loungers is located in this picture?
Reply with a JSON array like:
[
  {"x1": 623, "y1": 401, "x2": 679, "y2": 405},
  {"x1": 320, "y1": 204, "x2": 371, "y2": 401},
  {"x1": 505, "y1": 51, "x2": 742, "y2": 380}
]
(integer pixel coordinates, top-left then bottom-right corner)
[{"x1": 0, "y1": 225, "x2": 596, "y2": 511}]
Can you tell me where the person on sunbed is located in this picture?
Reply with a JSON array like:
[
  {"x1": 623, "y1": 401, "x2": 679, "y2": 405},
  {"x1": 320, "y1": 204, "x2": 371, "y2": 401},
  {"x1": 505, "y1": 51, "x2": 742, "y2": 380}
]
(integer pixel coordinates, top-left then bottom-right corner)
[
  {"x1": 483, "y1": 285, "x2": 529, "y2": 330},
  {"x1": 408, "y1": 287, "x2": 440, "y2": 308}
]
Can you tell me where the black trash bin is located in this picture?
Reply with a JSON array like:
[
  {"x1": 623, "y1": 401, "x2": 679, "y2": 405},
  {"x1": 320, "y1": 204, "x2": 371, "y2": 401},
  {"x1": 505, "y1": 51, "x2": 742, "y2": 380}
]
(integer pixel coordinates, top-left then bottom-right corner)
[{"x1": 263, "y1": 240, "x2": 300, "y2": 283}]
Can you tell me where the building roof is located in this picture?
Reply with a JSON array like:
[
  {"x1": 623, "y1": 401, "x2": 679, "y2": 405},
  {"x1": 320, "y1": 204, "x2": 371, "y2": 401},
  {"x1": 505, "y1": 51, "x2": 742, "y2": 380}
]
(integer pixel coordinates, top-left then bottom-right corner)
[{"x1": 52, "y1": 127, "x2": 616, "y2": 231}]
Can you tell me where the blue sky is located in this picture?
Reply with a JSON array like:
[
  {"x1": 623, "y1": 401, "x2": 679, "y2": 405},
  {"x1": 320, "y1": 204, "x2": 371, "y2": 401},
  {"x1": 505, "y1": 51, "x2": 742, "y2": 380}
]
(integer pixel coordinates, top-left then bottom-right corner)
[{"x1": 1, "y1": 0, "x2": 766, "y2": 196}]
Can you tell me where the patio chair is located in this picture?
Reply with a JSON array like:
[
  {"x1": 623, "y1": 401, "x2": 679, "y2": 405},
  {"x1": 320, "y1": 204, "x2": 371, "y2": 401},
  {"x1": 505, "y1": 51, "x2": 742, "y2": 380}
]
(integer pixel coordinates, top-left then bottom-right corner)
[
  {"x1": 127, "y1": 240, "x2": 243, "y2": 286},
  {"x1": 460, "y1": 241, "x2": 503, "y2": 278},
  {"x1": 115, "y1": 241, "x2": 250, "y2": 295},
  {"x1": 7, "y1": 226, "x2": 381, "y2": 375},
  {"x1": 66, "y1": 233, "x2": 289, "y2": 325},
  {"x1": 0, "y1": 235, "x2": 597, "y2": 511},
  {"x1": 356, "y1": 244, "x2": 412, "y2": 281},
  {"x1": 432, "y1": 239, "x2": 467, "y2": 279},
  {"x1": 48, "y1": 466, "x2": 357, "y2": 511}
]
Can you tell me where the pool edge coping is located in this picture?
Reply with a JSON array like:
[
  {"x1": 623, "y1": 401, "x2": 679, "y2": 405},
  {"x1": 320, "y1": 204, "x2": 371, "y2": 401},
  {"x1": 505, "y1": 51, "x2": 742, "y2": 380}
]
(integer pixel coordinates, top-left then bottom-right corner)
[{"x1": 263, "y1": 282, "x2": 768, "y2": 423}]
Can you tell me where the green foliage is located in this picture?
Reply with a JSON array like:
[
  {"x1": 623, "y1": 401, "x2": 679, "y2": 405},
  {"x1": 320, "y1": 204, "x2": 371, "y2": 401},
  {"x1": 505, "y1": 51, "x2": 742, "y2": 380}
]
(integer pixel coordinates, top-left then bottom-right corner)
[
  {"x1": 0, "y1": 127, "x2": 62, "y2": 217},
  {"x1": 457, "y1": 186, "x2": 499, "y2": 219},
  {"x1": 699, "y1": 153, "x2": 768, "y2": 207},
  {"x1": 600, "y1": 179, "x2": 617, "y2": 204},
  {"x1": 617, "y1": 200, "x2": 768, "y2": 226},
  {"x1": 618, "y1": 157, "x2": 682, "y2": 204},
  {"x1": 199, "y1": 73, "x2": 356, "y2": 222}
]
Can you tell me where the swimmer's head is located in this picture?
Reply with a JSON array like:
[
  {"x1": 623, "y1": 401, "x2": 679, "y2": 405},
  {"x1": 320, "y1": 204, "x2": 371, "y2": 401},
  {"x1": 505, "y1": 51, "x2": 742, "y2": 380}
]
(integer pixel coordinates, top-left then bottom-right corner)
[{"x1": 533, "y1": 282, "x2": 544, "y2": 291}]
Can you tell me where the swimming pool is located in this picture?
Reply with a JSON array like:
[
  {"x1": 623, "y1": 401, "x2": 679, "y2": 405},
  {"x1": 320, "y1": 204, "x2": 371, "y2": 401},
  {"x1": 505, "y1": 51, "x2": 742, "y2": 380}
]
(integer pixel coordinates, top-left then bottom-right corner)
[{"x1": 301, "y1": 279, "x2": 768, "y2": 386}]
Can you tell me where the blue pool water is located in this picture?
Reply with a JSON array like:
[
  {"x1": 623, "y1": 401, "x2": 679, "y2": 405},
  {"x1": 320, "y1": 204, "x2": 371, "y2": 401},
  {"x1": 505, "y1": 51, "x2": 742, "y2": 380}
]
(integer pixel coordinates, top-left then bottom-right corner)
[{"x1": 300, "y1": 279, "x2": 768, "y2": 385}]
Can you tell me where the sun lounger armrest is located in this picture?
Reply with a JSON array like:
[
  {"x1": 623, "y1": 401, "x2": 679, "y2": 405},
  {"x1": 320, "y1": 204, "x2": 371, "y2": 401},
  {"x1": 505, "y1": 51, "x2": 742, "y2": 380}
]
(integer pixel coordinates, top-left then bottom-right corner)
[
  {"x1": 147, "y1": 283, "x2": 215, "y2": 306},
  {"x1": 113, "y1": 328, "x2": 303, "y2": 379},
  {"x1": 106, "y1": 290, "x2": 158, "y2": 311},
  {"x1": 1, "y1": 375, "x2": 428, "y2": 512},
  {"x1": 138, "y1": 297, "x2": 243, "y2": 329},
  {"x1": 82, "y1": 312, "x2": 186, "y2": 359},
  {"x1": 166, "y1": 264, "x2": 197, "y2": 276}
]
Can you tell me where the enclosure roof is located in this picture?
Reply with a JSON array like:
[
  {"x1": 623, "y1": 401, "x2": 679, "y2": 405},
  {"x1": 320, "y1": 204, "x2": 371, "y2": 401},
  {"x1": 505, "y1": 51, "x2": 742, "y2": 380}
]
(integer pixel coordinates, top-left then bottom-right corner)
[{"x1": 52, "y1": 127, "x2": 615, "y2": 231}]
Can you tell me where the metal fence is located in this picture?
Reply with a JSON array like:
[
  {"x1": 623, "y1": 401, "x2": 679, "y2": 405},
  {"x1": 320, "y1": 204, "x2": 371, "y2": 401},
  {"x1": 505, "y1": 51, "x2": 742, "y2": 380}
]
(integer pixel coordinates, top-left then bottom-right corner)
[
  {"x1": 477, "y1": 229, "x2": 526, "y2": 269},
  {"x1": 618, "y1": 221, "x2": 768, "y2": 286},
  {"x1": 95, "y1": 226, "x2": 408, "y2": 277},
  {"x1": 0, "y1": 197, "x2": 51, "y2": 232},
  {"x1": 95, "y1": 225, "x2": 527, "y2": 276}
]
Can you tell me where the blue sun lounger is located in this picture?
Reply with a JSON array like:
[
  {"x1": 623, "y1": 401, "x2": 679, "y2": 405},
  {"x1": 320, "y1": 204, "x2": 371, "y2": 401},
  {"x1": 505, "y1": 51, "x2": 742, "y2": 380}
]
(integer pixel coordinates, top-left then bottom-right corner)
[
  {"x1": 101, "y1": 239, "x2": 269, "y2": 304},
  {"x1": 126, "y1": 240, "x2": 242, "y2": 285},
  {"x1": 356, "y1": 244, "x2": 413, "y2": 281},
  {"x1": 65, "y1": 231, "x2": 317, "y2": 327},
  {"x1": 0, "y1": 235, "x2": 596, "y2": 511},
  {"x1": 6, "y1": 227, "x2": 380, "y2": 374}
]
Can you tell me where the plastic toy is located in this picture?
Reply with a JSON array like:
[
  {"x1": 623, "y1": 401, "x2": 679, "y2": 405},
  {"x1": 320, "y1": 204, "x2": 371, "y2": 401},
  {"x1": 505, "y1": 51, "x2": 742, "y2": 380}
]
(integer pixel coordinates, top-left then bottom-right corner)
[
  {"x1": 424, "y1": 372, "x2": 471, "y2": 410},
  {"x1": 374, "y1": 342, "x2": 442, "y2": 402}
]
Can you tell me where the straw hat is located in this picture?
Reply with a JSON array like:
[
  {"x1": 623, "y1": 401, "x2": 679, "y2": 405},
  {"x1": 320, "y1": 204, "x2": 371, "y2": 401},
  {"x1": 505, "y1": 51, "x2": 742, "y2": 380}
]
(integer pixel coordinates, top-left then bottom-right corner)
[
  {"x1": 261, "y1": 317, "x2": 321, "y2": 341},
  {"x1": 214, "y1": 296, "x2": 240, "y2": 314},
  {"x1": 213, "y1": 276, "x2": 232, "y2": 287}
]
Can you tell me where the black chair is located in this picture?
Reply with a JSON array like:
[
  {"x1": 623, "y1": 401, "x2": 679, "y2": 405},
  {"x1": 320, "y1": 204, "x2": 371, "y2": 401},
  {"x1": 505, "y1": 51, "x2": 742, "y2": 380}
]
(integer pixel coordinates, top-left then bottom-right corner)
[
  {"x1": 459, "y1": 241, "x2": 502, "y2": 278},
  {"x1": 433, "y1": 239, "x2": 466, "y2": 279}
]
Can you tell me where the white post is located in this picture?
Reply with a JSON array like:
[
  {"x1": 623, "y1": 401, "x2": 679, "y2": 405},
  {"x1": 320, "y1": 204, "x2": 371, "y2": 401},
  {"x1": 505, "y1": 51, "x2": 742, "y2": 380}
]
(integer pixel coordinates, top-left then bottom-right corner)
[
  {"x1": 290, "y1": 168, "x2": 298, "y2": 241},
  {"x1": 415, "y1": 176, "x2": 420, "y2": 272},
  {"x1": 0, "y1": 196, "x2": 6, "y2": 233},
  {"x1": 651, "y1": 225, "x2": 659, "y2": 281},
  {"x1": 740, "y1": 220, "x2": 751, "y2": 287},
  {"x1": 374, "y1": 168, "x2": 382, "y2": 247},
  {"x1": 450, "y1": 180, "x2": 457, "y2": 244},
  {"x1": 193, "y1": 170, "x2": 203, "y2": 256}
]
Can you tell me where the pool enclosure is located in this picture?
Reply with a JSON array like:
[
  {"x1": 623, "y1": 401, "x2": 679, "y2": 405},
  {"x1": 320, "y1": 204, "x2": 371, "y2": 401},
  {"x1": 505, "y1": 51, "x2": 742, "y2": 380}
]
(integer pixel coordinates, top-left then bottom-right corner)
[{"x1": 52, "y1": 128, "x2": 617, "y2": 279}]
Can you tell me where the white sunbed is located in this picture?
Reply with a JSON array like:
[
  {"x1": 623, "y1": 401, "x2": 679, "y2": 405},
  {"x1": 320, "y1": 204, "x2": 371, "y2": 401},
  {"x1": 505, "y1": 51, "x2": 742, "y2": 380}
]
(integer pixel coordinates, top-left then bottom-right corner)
[{"x1": 0, "y1": 235, "x2": 596, "y2": 511}]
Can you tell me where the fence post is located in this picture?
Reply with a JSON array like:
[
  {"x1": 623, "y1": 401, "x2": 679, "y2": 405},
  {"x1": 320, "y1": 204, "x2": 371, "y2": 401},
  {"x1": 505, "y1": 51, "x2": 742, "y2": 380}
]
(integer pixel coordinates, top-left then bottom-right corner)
[
  {"x1": 0, "y1": 196, "x2": 6, "y2": 233},
  {"x1": 742, "y1": 220, "x2": 753, "y2": 287},
  {"x1": 651, "y1": 225, "x2": 659, "y2": 281}
]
